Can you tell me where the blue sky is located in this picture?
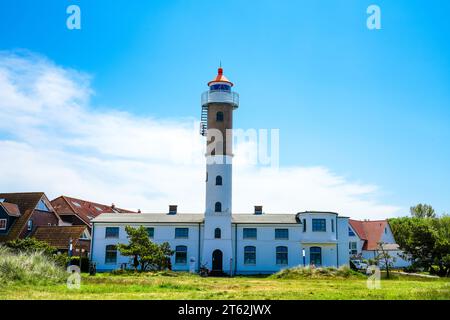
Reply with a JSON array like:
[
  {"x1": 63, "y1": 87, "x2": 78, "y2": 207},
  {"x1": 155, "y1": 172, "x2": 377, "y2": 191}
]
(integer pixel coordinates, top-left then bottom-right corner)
[{"x1": 0, "y1": 0, "x2": 449, "y2": 216}]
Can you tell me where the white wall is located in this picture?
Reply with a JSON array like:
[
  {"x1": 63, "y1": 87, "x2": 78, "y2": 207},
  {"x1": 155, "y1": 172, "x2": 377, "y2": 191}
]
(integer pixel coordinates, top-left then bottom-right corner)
[
  {"x1": 91, "y1": 223, "x2": 201, "y2": 272},
  {"x1": 234, "y1": 224, "x2": 303, "y2": 274}
]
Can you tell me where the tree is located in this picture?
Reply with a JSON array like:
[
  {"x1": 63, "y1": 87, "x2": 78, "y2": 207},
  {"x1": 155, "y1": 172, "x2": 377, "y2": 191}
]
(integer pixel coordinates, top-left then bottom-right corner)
[
  {"x1": 117, "y1": 226, "x2": 174, "y2": 272},
  {"x1": 390, "y1": 214, "x2": 450, "y2": 277},
  {"x1": 375, "y1": 242, "x2": 396, "y2": 279},
  {"x1": 410, "y1": 204, "x2": 436, "y2": 219}
]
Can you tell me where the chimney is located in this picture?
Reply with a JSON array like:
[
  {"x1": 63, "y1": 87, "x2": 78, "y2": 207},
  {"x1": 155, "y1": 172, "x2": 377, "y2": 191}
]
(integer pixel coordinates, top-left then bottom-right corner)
[
  {"x1": 169, "y1": 205, "x2": 178, "y2": 215},
  {"x1": 254, "y1": 206, "x2": 263, "y2": 215}
]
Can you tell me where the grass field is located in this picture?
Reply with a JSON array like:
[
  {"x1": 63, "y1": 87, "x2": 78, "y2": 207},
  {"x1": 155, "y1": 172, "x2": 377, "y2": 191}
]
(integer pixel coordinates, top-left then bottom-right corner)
[{"x1": 0, "y1": 272, "x2": 449, "y2": 300}]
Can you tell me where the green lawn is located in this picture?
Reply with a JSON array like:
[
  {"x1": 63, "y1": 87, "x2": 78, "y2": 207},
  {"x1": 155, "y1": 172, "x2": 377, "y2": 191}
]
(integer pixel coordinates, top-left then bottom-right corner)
[{"x1": 0, "y1": 272, "x2": 449, "y2": 300}]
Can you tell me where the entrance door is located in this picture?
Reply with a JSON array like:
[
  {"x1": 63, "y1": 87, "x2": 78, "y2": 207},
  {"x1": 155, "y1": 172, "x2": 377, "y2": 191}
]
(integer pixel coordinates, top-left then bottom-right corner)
[{"x1": 212, "y1": 249, "x2": 223, "y2": 271}]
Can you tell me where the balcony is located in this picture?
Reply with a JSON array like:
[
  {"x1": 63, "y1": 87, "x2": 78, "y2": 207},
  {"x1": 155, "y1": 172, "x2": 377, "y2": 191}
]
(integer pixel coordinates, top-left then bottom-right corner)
[{"x1": 201, "y1": 90, "x2": 239, "y2": 108}]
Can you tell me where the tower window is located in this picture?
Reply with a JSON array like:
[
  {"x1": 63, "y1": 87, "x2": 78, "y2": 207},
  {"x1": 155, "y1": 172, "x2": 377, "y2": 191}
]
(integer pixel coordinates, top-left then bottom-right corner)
[
  {"x1": 216, "y1": 176, "x2": 223, "y2": 186},
  {"x1": 216, "y1": 112, "x2": 224, "y2": 122},
  {"x1": 214, "y1": 228, "x2": 221, "y2": 239},
  {"x1": 215, "y1": 202, "x2": 222, "y2": 213}
]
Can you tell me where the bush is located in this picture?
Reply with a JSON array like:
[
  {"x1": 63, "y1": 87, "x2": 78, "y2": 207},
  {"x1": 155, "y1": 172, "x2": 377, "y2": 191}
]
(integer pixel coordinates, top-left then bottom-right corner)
[
  {"x1": 0, "y1": 246, "x2": 67, "y2": 286},
  {"x1": 5, "y1": 238, "x2": 56, "y2": 255},
  {"x1": 270, "y1": 265, "x2": 364, "y2": 279}
]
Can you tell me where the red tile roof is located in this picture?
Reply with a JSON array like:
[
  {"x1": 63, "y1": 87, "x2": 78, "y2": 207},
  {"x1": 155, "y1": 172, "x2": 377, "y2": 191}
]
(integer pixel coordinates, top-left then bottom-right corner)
[
  {"x1": 51, "y1": 196, "x2": 136, "y2": 227},
  {"x1": 0, "y1": 202, "x2": 21, "y2": 217},
  {"x1": 0, "y1": 192, "x2": 60, "y2": 242},
  {"x1": 32, "y1": 226, "x2": 88, "y2": 250},
  {"x1": 349, "y1": 219, "x2": 388, "y2": 250}
]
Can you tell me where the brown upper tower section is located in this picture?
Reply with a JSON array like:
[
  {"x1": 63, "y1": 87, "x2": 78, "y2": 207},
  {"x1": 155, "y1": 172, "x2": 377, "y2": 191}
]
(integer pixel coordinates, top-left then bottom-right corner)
[{"x1": 200, "y1": 67, "x2": 239, "y2": 157}]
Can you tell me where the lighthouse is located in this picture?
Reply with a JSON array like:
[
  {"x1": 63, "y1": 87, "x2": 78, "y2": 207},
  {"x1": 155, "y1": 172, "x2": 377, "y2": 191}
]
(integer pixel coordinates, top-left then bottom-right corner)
[{"x1": 200, "y1": 67, "x2": 239, "y2": 274}]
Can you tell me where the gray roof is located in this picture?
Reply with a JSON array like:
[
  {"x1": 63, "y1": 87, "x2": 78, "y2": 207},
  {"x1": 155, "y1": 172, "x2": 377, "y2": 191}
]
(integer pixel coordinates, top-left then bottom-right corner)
[{"x1": 92, "y1": 213, "x2": 300, "y2": 224}]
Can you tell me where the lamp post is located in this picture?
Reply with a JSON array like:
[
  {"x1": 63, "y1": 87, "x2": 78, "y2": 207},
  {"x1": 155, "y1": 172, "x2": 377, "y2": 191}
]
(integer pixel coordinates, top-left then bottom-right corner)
[{"x1": 302, "y1": 248, "x2": 306, "y2": 267}]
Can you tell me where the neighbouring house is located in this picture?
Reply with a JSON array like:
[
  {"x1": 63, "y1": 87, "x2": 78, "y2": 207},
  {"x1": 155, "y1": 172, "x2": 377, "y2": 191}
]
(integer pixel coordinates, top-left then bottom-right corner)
[
  {"x1": 0, "y1": 192, "x2": 62, "y2": 243},
  {"x1": 32, "y1": 225, "x2": 91, "y2": 256},
  {"x1": 51, "y1": 195, "x2": 136, "y2": 232},
  {"x1": 348, "y1": 219, "x2": 411, "y2": 268}
]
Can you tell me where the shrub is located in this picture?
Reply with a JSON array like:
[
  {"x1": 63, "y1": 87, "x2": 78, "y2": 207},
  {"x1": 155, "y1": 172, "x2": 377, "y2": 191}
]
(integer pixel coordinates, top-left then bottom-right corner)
[
  {"x1": 0, "y1": 246, "x2": 67, "y2": 286},
  {"x1": 5, "y1": 238, "x2": 56, "y2": 255},
  {"x1": 270, "y1": 265, "x2": 364, "y2": 279}
]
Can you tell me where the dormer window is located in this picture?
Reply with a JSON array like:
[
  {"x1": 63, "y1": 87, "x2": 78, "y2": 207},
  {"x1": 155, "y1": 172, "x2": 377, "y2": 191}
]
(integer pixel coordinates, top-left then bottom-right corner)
[{"x1": 36, "y1": 199, "x2": 51, "y2": 212}]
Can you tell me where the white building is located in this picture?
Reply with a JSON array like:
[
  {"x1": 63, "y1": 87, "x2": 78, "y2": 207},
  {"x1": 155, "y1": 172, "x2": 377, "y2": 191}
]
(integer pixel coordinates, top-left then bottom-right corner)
[
  {"x1": 90, "y1": 68, "x2": 350, "y2": 274},
  {"x1": 348, "y1": 219, "x2": 410, "y2": 268}
]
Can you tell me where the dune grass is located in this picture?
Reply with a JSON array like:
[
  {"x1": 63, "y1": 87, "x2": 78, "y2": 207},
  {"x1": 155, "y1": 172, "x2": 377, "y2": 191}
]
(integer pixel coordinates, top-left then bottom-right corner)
[
  {"x1": 0, "y1": 246, "x2": 66, "y2": 286},
  {"x1": 0, "y1": 269, "x2": 448, "y2": 300}
]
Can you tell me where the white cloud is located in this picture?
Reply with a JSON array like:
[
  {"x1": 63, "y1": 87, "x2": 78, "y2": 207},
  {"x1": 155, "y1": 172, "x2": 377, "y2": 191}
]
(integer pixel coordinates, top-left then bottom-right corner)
[{"x1": 0, "y1": 51, "x2": 401, "y2": 219}]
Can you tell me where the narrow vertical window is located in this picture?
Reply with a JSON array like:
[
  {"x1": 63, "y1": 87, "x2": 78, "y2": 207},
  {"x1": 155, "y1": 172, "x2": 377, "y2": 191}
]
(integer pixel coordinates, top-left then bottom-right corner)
[
  {"x1": 175, "y1": 246, "x2": 187, "y2": 264},
  {"x1": 244, "y1": 246, "x2": 256, "y2": 264},
  {"x1": 310, "y1": 247, "x2": 322, "y2": 266},
  {"x1": 215, "y1": 202, "x2": 222, "y2": 212},
  {"x1": 105, "y1": 245, "x2": 117, "y2": 264},
  {"x1": 276, "y1": 246, "x2": 288, "y2": 265},
  {"x1": 216, "y1": 176, "x2": 223, "y2": 186},
  {"x1": 214, "y1": 228, "x2": 221, "y2": 239},
  {"x1": 216, "y1": 112, "x2": 224, "y2": 122}
]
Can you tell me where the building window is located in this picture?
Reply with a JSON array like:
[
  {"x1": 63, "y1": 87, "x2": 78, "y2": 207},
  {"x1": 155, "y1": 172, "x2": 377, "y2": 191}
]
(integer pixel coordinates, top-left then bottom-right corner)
[
  {"x1": 385, "y1": 227, "x2": 387, "y2": 234},
  {"x1": 310, "y1": 247, "x2": 322, "y2": 266},
  {"x1": 210, "y1": 84, "x2": 231, "y2": 91},
  {"x1": 243, "y1": 228, "x2": 257, "y2": 239},
  {"x1": 175, "y1": 245, "x2": 187, "y2": 264},
  {"x1": 331, "y1": 219, "x2": 335, "y2": 233},
  {"x1": 276, "y1": 246, "x2": 288, "y2": 265},
  {"x1": 312, "y1": 219, "x2": 326, "y2": 232},
  {"x1": 215, "y1": 202, "x2": 222, "y2": 212},
  {"x1": 105, "y1": 227, "x2": 119, "y2": 238},
  {"x1": 348, "y1": 227, "x2": 356, "y2": 237},
  {"x1": 303, "y1": 219, "x2": 307, "y2": 232},
  {"x1": 216, "y1": 112, "x2": 224, "y2": 122},
  {"x1": 147, "y1": 227, "x2": 154, "y2": 239},
  {"x1": 0, "y1": 219, "x2": 6, "y2": 230},
  {"x1": 36, "y1": 199, "x2": 51, "y2": 212},
  {"x1": 349, "y1": 242, "x2": 358, "y2": 255},
  {"x1": 244, "y1": 246, "x2": 256, "y2": 265},
  {"x1": 214, "y1": 228, "x2": 221, "y2": 239},
  {"x1": 27, "y1": 219, "x2": 33, "y2": 231},
  {"x1": 275, "y1": 229, "x2": 289, "y2": 240},
  {"x1": 216, "y1": 176, "x2": 223, "y2": 186},
  {"x1": 175, "y1": 228, "x2": 189, "y2": 239},
  {"x1": 105, "y1": 245, "x2": 117, "y2": 264}
]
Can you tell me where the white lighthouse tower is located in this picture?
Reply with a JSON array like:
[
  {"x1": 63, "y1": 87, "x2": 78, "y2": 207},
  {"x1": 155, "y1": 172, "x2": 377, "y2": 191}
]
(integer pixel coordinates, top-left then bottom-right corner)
[{"x1": 200, "y1": 67, "x2": 239, "y2": 275}]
